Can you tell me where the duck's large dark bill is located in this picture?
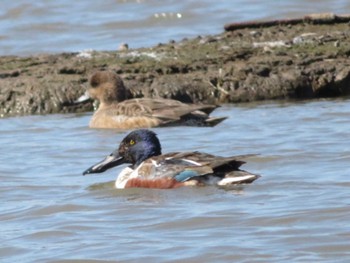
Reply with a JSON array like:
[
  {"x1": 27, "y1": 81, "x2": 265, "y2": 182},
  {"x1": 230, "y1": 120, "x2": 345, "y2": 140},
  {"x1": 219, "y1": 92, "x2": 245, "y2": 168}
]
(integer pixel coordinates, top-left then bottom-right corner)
[{"x1": 83, "y1": 153, "x2": 124, "y2": 175}]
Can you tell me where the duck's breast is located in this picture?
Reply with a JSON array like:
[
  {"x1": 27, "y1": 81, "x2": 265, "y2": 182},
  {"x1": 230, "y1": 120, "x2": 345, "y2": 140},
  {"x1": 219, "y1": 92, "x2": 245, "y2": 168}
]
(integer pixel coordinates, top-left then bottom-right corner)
[{"x1": 90, "y1": 109, "x2": 161, "y2": 129}]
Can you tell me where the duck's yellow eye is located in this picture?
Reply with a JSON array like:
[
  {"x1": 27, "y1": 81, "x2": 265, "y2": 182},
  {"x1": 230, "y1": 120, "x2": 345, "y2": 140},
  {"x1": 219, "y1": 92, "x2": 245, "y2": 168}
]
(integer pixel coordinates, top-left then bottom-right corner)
[{"x1": 129, "y1": 139, "x2": 135, "y2": 145}]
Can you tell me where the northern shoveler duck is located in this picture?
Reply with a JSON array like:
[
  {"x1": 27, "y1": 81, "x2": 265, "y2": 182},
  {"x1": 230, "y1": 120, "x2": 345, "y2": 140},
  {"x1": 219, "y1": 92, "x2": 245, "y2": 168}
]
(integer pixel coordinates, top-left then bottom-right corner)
[
  {"x1": 77, "y1": 70, "x2": 227, "y2": 129},
  {"x1": 83, "y1": 129, "x2": 260, "y2": 189}
]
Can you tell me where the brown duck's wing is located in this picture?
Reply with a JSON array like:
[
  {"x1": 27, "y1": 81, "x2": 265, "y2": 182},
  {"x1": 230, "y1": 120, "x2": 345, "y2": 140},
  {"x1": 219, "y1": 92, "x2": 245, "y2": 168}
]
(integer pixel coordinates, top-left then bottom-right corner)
[
  {"x1": 114, "y1": 98, "x2": 226, "y2": 127},
  {"x1": 107, "y1": 98, "x2": 183, "y2": 121},
  {"x1": 107, "y1": 99, "x2": 154, "y2": 117},
  {"x1": 146, "y1": 98, "x2": 228, "y2": 127},
  {"x1": 132, "y1": 98, "x2": 219, "y2": 120}
]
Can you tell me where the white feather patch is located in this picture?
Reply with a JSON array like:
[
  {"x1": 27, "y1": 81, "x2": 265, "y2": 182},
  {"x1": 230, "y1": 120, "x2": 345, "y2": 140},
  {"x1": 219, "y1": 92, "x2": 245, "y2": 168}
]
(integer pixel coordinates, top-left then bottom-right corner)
[
  {"x1": 217, "y1": 175, "x2": 256, "y2": 186},
  {"x1": 181, "y1": 159, "x2": 201, "y2": 166},
  {"x1": 151, "y1": 159, "x2": 161, "y2": 167},
  {"x1": 115, "y1": 167, "x2": 134, "y2": 189}
]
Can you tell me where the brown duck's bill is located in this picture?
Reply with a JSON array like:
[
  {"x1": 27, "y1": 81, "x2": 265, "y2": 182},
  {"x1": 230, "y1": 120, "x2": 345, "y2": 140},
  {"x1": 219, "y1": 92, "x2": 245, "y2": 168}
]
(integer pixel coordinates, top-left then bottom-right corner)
[
  {"x1": 74, "y1": 91, "x2": 92, "y2": 104},
  {"x1": 83, "y1": 152, "x2": 125, "y2": 175}
]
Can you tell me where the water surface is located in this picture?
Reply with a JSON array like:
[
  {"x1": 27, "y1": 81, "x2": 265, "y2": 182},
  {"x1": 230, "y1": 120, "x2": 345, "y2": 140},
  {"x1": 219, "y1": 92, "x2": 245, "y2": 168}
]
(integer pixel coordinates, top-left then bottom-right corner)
[
  {"x1": 1, "y1": 99, "x2": 350, "y2": 262},
  {"x1": 1, "y1": 0, "x2": 350, "y2": 56}
]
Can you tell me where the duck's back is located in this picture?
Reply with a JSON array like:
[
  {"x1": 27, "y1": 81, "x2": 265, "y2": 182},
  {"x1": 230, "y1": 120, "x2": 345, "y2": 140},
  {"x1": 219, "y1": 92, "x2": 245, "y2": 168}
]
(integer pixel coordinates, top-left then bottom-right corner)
[{"x1": 135, "y1": 151, "x2": 254, "y2": 181}]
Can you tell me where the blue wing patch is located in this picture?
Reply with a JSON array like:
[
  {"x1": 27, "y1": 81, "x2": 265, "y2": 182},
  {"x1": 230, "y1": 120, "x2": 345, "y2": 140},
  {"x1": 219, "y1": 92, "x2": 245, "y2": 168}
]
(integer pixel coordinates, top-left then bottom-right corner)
[{"x1": 174, "y1": 170, "x2": 200, "y2": 182}]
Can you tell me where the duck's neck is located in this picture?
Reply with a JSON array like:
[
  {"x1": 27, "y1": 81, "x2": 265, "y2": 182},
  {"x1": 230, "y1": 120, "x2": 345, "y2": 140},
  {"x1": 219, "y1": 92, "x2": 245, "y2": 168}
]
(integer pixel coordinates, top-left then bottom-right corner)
[
  {"x1": 97, "y1": 101, "x2": 115, "y2": 110},
  {"x1": 133, "y1": 144, "x2": 161, "y2": 168}
]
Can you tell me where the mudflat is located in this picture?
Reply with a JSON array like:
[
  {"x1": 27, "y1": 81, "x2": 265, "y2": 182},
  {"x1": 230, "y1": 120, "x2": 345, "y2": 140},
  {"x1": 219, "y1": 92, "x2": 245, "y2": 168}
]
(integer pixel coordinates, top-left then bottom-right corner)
[{"x1": 1, "y1": 13, "x2": 350, "y2": 118}]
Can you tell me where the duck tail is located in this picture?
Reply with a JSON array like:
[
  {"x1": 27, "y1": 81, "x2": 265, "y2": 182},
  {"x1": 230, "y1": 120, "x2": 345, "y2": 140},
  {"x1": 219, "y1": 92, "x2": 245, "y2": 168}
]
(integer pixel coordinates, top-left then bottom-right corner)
[
  {"x1": 197, "y1": 105, "x2": 220, "y2": 115},
  {"x1": 205, "y1": 116, "x2": 228, "y2": 127}
]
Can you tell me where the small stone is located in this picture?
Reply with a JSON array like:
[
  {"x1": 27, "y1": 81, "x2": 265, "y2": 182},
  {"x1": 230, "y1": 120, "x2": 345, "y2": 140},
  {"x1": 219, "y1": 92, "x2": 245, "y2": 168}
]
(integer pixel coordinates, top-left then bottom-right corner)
[
  {"x1": 119, "y1": 43, "x2": 129, "y2": 51},
  {"x1": 250, "y1": 31, "x2": 261, "y2": 37}
]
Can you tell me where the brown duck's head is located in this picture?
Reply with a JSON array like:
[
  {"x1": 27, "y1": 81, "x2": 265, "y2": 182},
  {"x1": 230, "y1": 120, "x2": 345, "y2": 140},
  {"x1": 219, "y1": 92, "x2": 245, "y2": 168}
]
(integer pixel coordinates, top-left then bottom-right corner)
[{"x1": 88, "y1": 71, "x2": 128, "y2": 104}]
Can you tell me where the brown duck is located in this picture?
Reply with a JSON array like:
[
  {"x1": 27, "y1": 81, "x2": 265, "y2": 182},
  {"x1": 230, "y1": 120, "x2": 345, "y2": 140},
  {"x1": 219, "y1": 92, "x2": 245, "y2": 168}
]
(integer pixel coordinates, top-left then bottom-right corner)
[{"x1": 77, "y1": 71, "x2": 226, "y2": 129}]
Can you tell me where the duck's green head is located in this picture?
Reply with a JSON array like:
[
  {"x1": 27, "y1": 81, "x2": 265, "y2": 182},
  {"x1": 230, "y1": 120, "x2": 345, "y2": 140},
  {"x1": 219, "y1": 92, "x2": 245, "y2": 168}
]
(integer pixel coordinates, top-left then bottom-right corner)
[{"x1": 83, "y1": 129, "x2": 162, "y2": 175}]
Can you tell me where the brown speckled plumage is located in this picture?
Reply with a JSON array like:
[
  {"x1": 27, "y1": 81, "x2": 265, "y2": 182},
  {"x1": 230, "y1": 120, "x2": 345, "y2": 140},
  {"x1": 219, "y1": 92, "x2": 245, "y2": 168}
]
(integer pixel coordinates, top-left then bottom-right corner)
[{"x1": 86, "y1": 71, "x2": 227, "y2": 129}]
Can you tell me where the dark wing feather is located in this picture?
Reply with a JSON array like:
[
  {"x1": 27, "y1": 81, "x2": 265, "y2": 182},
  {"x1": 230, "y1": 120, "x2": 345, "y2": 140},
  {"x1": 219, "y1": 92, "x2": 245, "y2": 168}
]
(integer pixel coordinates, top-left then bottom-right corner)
[
  {"x1": 122, "y1": 98, "x2": 217, "y2": 119},
  {"x1": 114, "y1": 98, "x2": 225, "y2": 127},
  {"x1": 146, "y1": 152, "x2": 257, "y2": 181}
]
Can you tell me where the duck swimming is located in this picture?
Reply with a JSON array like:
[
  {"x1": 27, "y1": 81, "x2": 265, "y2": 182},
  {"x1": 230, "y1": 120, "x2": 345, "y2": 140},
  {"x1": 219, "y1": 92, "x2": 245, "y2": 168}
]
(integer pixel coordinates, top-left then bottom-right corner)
[
  {"x1": 83, "y1": 129, "x2": 260, "y2": 189},
  {"x1": 78, "y1": 71, "x2": 227, "y2": 129}
]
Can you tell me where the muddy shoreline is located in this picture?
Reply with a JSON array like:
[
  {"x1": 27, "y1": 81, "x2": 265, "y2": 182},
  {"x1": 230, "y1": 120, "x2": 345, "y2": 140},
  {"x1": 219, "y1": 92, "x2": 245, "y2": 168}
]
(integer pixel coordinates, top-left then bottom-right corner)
[{"x1": 1, "y1": 13, "x2": 350, "y2": 118}]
